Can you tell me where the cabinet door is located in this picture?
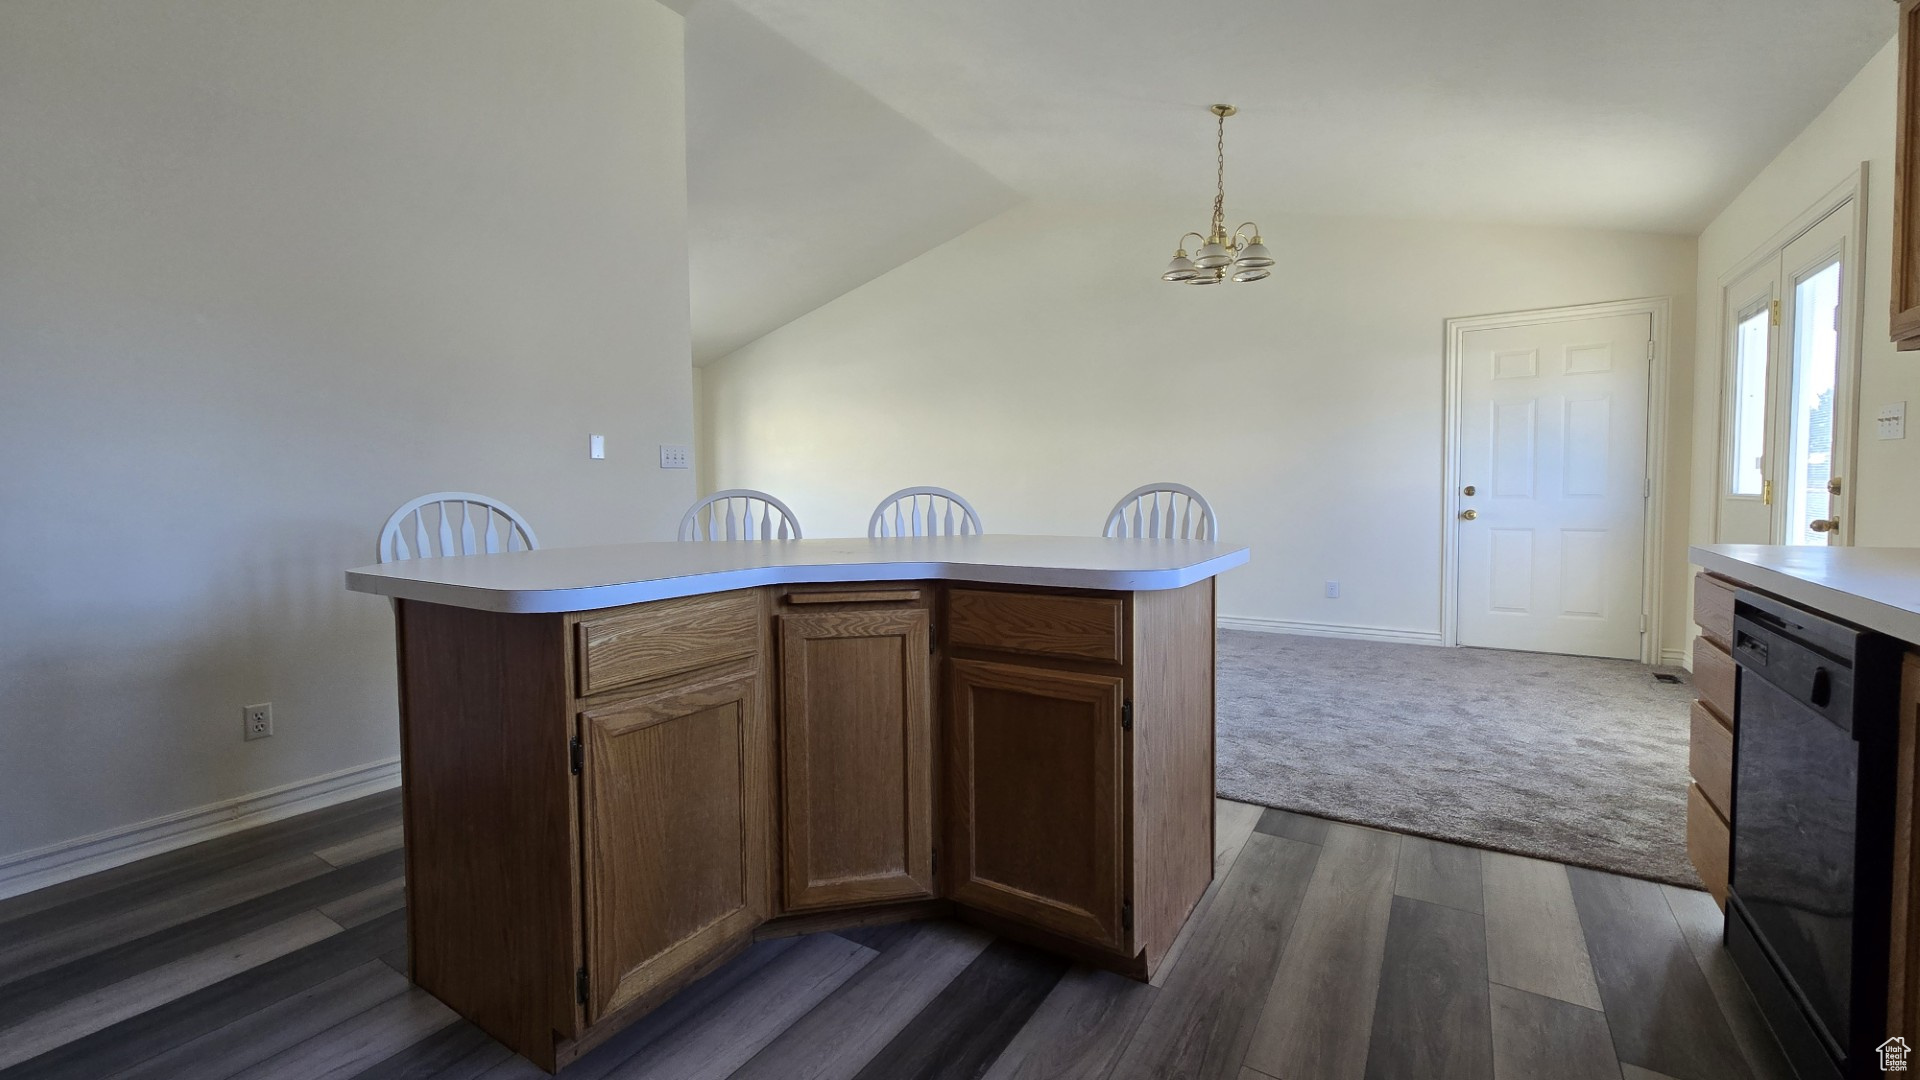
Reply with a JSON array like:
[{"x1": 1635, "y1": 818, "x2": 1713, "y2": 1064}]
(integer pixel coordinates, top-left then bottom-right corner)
[
  {"x1": 1896, "y1": 0, "x2": 1920, "y2": 347},
  {"x1": 778, "y1": 608, "x2": 934, "y2": 910},
  {"x1": 578, "y1": 662, "x2": 769, "y2": 1022},
  {"x1": 948, "y1": 658, "x2": 1128, "y2": 951}
]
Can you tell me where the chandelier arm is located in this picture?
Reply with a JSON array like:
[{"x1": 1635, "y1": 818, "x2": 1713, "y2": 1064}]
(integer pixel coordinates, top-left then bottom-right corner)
[
  {"x1": 1177, "y1": 231, "x2": 1208, "y2": 251},
  {"x1": 1233, "y1": 221, "x2": 1263, "y2": 244}
]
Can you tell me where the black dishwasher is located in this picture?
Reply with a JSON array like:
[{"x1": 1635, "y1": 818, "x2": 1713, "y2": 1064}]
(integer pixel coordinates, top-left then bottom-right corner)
[{"x1": 1726, "y1": 590, "x2": 1901, "y2": 1080}]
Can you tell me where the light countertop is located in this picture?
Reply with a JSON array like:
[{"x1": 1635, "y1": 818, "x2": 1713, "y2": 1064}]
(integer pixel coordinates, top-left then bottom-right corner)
[
  {"x1": 346, "y1": 534, "x2": 1251, "y2": 614},
  {"x1": 1690, "y1": 544, "x2": 1920, "y2": 644}
]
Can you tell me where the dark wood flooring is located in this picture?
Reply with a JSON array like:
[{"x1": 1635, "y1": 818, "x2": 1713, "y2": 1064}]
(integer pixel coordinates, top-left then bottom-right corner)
[{"x1": 0, "y1": 791, "x2": 1793, "y2": 1080}]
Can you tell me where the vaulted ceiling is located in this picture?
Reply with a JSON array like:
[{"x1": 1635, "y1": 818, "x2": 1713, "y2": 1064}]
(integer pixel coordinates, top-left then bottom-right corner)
[{"x1": 686, "y1": 0, "x2": 1896, "y2": 361}]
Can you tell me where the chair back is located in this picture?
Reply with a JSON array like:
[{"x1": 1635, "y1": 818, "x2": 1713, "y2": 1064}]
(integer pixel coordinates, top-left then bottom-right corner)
[
  {"x1": 679, "y1": 489, "x2": 803, "y2": 541},
  {"x1": 868, "y1": 486, "x2": 984, "y2": 538},
  {"x1": 1103, "y1": 483, "x2": 1218, "y2": 540},
  {"x1": 379, "y1": 492, "x2": 539, "y2": 562}
]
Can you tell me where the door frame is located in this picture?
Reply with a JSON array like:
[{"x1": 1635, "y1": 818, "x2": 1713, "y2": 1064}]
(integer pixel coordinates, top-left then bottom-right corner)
[
  {"x1": 1710, "y1": 165, "x2": 1868, "y2": 545},
  {"x1": 1440, "y1": 296, "x2": 1673, "y2": 665}
]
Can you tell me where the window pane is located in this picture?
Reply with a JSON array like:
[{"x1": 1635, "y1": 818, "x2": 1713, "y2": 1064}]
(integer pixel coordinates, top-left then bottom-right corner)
[
  {"x1": 1786, "y1": 261, "x2": 1840, "y2": 545},
  {"x1": 1730, "y1": 308, "x2": 1770, "y2": 496}
]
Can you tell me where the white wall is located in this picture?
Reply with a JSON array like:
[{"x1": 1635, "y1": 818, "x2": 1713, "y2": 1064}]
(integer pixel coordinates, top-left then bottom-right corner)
[
  {"x1": 1691, "y1": 36, "x2": 1920, "y2": 556},
  {"x1": 0, "y1": 0, "x2": 695, "y2": 865},
  {"x1": 699, "y1": 202, "x2": 1698, "y2": 650}
]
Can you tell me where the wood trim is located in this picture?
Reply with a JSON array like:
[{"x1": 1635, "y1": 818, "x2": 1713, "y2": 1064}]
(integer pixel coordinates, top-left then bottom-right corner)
[
  {"x1": 947, "y1": 589, "x2": 1126, "y2": 664},
  {"x1": 782, "y1": 589, "x2": 924, "y2": 605},
  {"x1": 753, "y1": 898, "x2": 954, "y2": 941},
  {"x1": 397, "y1": 602, "x2": 577, "y2": 1070},
  {"x1": 1891, "y1": 653, "x2": 1920, "y2": 1039}
]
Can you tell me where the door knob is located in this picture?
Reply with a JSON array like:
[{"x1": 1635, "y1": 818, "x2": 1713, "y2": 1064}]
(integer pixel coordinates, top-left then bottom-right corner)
[
  {"x1": 1460, "y1": 509, "x2": 1479, "y2": 521},
  {"x1": 1810, "y1": 518, "x2": 1840, "y2": 534},
  {"x1": 1462, "y1": 485, "x2": 1476, "y2": 496}
]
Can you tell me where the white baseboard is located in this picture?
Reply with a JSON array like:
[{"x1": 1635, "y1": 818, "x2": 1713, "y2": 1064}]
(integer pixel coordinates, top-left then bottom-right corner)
[
  {"x1": 1217, "y1": 614, "x2": 1445, "y2": 646},
  {"x1": 0, "y1": 757, "x2": 402, "y2": 901},
  {"x1": 1661, "y1": 648, "x2": 1690, "y2": 669}
]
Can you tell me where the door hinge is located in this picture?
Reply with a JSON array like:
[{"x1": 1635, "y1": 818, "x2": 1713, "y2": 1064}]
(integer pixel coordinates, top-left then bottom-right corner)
[
  {"x1": 1762, "y1": 477, "x2": 1774, "y2": 506},
  {"x1": 1770, "y1": 299, "x2": 1781, "y2": 326},
  {"x1": 1121, "y1": 900, "x2": 1133, "y2": 932},
  {"x1": 1121, "y1": 700, "x2": 1133, "y2": 731},
  {"x1": 1640, "y1": 614, "x2": 1648, "y2": 633},
  {"x1": 1646, "y1": 339, "x2": 1655, "y2": 361},
  {"x1": 1643, "y1": 477, "x2": 1651, "y2": 499},
  {"x1": 569, "y1": 736, "x2": 583, "y2": 776},
  {"x1": 576, "y1": 966, "x2": 588, "y2": 1006}
]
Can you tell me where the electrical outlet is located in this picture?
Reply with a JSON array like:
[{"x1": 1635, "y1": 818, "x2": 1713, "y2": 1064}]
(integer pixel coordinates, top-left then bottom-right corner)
[
  {"x1": 1325, "y1": 581, "x2": 1341, "y2": 599},
  {"x1": 589, "y1": 434, "x2": 605, "y2": 460},
  {"x1": 1878, "y1": 402, "x2": 1907, "y2": 440},
  {"x1": 243, "y1": 702, "x2": 273, "y2": 741},
  {"x1": 659, "y1": 444, "x2": 691, "y2": 469}
]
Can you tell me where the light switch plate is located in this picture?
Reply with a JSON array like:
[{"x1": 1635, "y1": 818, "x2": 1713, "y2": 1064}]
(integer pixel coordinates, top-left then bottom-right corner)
[
  {"x1": 589, "y1": 434, "x2": 605, "y2": 460},
  {"x1": 1878, "y1": 402, "x2": 1907, "y2": 440},
  {"x1": 659, "y1": 444, "x2": 691, "y2": 469}
]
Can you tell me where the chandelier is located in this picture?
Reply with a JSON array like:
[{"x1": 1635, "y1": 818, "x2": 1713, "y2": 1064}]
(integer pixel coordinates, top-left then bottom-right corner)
[{"x1": 1161, "y1": 105, "x2": 1271, "y2": 285}]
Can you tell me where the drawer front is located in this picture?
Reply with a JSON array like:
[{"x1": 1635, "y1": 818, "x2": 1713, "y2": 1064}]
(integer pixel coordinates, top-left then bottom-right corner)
[
  {"x1": 1692, "y1": 637, "x2": 1736, "y2": 722},
  {"x1": 946, "y1": 589, "x2": 1125, "y2": 664},
  {"x1": 576, "y1": 590, "x2": 761, "y2": 697},
  {"x1": 1687, "y1": 782, "x2": 1730, "y2": 907},
  {"x1": 1693, "y1": 572, "x2": 1736, "y2": 649},
  {"x1": 1688, "y1": 700, "x2": 1733, "y2": 819}
]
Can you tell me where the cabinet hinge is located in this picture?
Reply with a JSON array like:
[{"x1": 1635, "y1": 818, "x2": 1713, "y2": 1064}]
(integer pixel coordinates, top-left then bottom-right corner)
[
  {"x1": 931, "y1": 848, "x2": 938, "y2": 875},
  {"x1": 1121, "y1": 700, "x2": 1133, "y2": 731},
  {"x1": 569, "y1": 736, "x2": 583, "y2": 776},
  {"x1": 576, "y1": 966, "x2": 588, "y2": 1006},
  {"x1": 1121, "y1": 900, "x2": 1133, "y2": 932}
]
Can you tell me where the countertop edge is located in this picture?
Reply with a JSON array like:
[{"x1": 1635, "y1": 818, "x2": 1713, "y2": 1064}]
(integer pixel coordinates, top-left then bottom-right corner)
[
  {"x1": 1689, "y1": 545, "x2": 1920, "y2": 646},
  {"x1": 345, "y1": 548, "x2": 1252, "y2": 614}
]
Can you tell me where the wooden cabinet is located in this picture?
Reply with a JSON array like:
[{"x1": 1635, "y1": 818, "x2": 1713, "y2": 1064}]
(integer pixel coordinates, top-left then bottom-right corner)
[
  {"x1": 1897, "y1": 0, "x2": 1920, "y2": 347},
  {"x1": 776, "y1": 601, "x2": 934, "y2": 911},
  {"x1": 577, "y1": 660, "x2": 769, "y2": 1022},
  {"x1": 947, "y1": 658, "x2": 1130, "y2": 951},
  {"x1": 1686, "y1": 572, "x2": 1737, "y2": 905}
]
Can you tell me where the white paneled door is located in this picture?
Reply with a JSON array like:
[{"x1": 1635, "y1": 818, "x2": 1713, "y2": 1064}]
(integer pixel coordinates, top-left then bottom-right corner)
[{"x1": 1455, "y1": 313, "x2": 1651, "y2": 660}]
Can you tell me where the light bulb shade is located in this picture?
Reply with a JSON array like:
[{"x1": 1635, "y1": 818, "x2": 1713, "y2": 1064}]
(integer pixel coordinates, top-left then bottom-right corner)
[
  {"x1": 1231, "y1": 266, "x2": 1271, "y2": 283},
  {"x1": 1161, "y1": 254, "x2": 1197, "y2": 281},
  {"x1": 1192, "y1": 241, "x2": 1233, "y2": 269},
  {"x1": 1235, "y1": 241, "x2": 1273, "y2": 268}
]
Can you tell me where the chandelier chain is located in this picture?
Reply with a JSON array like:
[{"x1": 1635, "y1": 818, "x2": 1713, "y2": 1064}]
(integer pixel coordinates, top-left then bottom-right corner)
[{"x1": 1212, "y1": 110, "x2": 1226, "y2": 239}]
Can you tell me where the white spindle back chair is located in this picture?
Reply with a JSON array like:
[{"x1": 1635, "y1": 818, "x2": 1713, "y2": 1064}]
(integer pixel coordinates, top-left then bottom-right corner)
[
  {"x1": 1104, "y1": 483, "x2": 1219, "y2": 540},
  {"x1": 378, "y1": 492, "x2": 539, "y2": 562},
  {"x1": 868, "y1": 486, "x2": 984, "y2": 538},
  {"x1": 679, "y1": 489, "x2": 803, "y2": 541}
]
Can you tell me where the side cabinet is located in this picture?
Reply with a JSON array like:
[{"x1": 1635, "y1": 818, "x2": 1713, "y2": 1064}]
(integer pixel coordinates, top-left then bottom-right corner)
[
  {"x1": 1687, "y1": 572, "x2": 1737, "y2": 906},
  {"x1": 776, "y1": 594, "x2": 935, "y2": 910},
  {"x1": 948, "y1": 657, "x2": 1130, "y2": 950},
  {"x1": 578, "y1": 660, "x2": 769, "y2": 1022}
]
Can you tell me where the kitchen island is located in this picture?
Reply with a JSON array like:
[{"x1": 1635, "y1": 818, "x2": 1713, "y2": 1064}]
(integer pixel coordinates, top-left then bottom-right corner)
[{"x1": 346, "y1": 535, "x2": 1249, "y2": 1071}]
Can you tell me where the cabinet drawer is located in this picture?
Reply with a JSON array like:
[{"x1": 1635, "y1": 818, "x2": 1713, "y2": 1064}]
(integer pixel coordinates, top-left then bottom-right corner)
[
  {"x1": 1689, "y1": 700, "x2": 1733, "y2": 819},
  {"x1": 947, "y1": 589, "x2": 1124, "y2": 664},
  {"x1": 1693, "y1": 573, "x2": 1736, "y2": 650},
  {"x1": 1692, "y1": 637, "x2": 1736, "y2": 722},
  {"x1": 576, "y1": 591, "x2": 760, "y2": 697},
  {"x1": 1687, "y1": 782, "x2": 1730, "y2": 908}
]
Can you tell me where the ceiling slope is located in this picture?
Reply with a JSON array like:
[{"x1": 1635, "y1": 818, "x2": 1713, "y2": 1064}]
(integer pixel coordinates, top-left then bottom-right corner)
[
  {"x1": 686, "y1": 0, "x2": 1019, "y2": 362},
  {"x1": 728, "y1": 0, "x2": 1894, "y2": 235}
]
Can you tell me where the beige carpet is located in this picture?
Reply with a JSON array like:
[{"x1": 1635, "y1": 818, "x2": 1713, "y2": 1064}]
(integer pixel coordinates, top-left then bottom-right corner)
[{"x1": 1215, "y1": 629, "x2": 1701, "y2": 887}]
